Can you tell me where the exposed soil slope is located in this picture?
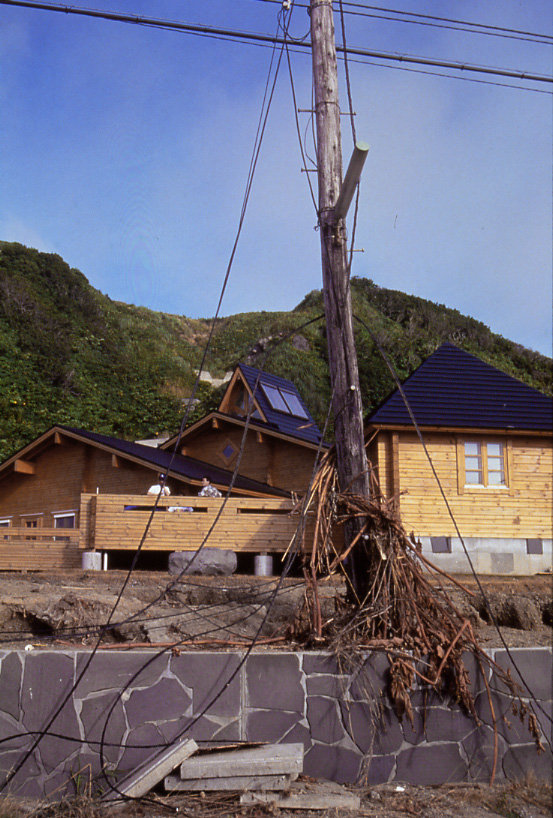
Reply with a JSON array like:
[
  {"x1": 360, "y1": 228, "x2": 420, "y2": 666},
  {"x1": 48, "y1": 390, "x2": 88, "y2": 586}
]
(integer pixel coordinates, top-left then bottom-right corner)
[{"x1": 0, "y1": 570, "x2": 550, "y2": 650}]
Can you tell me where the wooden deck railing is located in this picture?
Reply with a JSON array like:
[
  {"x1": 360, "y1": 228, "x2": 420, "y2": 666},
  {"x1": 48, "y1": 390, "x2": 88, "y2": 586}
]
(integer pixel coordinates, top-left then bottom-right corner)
[
  {"x1": 0, "y1": 495, "x2": 333, "y2": 571},
  {"x1": 0, "y1": 528, "x2": 83, "y2": 570},
  {"x1": 81, "y1": 494, "x2": 317, "y2": 554}
]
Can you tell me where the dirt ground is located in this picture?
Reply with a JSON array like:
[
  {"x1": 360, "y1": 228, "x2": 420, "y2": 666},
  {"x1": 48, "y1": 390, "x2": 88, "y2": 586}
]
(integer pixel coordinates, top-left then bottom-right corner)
[
  {"x1": 4, "y1": 775, "x2": 553, "y2": 818},
  {"x1": 0, "y1": 569, "x2": 551, "y2": 818},
  {"x1": 0, "y1": 568, "x2": 551, "y2": 650}
]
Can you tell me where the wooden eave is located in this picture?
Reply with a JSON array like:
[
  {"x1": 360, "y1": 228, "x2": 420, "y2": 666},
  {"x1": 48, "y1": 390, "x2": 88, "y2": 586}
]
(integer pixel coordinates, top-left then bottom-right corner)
[
  {"x1": 0, "y1": 425, "x2": 286, "y2": 499},
  {"x1": 170, "y1": 411, "x2": 327, "y2": 452},
  {"x1": 0, "y1": 426, "x2": 68, "y2": 480},
  {"x1": 364, "y1": 422, "x2": 553, "y2": 439},
  {"x1": 217, "y1": 367, "x2": 267, "y2": 422}
]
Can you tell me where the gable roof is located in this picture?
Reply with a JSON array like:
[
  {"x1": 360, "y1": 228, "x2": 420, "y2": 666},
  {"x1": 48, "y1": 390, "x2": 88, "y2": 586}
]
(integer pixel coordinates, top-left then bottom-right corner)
[
  {"x1": 367, "y1": 343, "x2": 553, "y2": 432},
  {"x1": 0, "y1": 426, "x2": 289, "y2": 497},
  {"x1": 234, "y1": 364, "x2": 323, "y2": 444}
]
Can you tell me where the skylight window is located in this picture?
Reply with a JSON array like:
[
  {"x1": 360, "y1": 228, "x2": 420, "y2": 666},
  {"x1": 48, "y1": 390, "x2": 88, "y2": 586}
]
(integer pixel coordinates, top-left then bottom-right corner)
[{"x1": 260, "y1": 382, "x2": 309, "y2": 419}]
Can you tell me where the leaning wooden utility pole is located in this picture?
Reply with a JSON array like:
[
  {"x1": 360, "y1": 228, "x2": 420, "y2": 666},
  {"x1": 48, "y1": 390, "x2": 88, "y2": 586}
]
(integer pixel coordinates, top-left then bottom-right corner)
[{"x1": 310, "y1": 0, "x2": 372, "y2": 598}]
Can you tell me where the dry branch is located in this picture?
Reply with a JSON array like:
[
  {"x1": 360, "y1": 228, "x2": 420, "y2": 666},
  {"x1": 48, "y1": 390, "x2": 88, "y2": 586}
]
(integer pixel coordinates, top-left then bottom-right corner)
[{"x1": 295, "y1": 449, "x2": 546, "y2": 779}]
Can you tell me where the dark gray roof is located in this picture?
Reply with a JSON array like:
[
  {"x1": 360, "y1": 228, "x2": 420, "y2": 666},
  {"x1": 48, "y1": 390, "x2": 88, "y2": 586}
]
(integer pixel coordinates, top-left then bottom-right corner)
[
  {"x1": 238, "y1": 364, "x2": 323, "y2": 444},
  {"x1": 367, "y1": 343, "x2": 553, "y2": 432},
  {"x1": 59, "y1": 427, "x2": 289, "y2": 496}
]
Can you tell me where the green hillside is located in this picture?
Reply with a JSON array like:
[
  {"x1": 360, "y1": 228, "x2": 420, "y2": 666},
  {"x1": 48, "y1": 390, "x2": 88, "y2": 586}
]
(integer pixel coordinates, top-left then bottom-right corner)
[{"x1": 0, "y1": 241, "x2": 550, "y2": 462}]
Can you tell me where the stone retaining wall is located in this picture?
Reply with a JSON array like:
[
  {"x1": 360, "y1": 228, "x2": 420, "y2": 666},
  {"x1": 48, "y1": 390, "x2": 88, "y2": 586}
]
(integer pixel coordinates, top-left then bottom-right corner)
[{"x1": 0, "y1": 648, "x2": 551, "y2": 800}]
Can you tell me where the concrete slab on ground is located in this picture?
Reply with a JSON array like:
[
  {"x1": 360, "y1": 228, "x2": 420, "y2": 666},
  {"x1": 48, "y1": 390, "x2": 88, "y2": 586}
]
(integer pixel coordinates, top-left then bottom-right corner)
[
  {"x1": 177, "y1": 742, "x2": 303, "y2": 779},
  {"x1": 102, "y1": 737, "x2": 198, "y2": 800},
  {"x1": 165, "y1": 772, "x2": 296, "y2": 792},
  {"x1": 240, "y1": 779, "x2": 361, "y2": 810}
]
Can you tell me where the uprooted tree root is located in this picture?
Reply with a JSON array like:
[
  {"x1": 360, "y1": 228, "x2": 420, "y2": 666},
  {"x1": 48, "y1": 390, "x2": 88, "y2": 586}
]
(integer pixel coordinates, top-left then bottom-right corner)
[{"x1": 293, "y1": 451, "x2": 546, "y2": 782}]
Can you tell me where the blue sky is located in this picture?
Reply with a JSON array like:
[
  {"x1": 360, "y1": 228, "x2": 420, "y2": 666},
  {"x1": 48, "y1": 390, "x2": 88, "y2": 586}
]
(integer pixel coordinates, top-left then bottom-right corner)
[{"x1": 1, "y1": 0, "x2": 551, "y2": 356}]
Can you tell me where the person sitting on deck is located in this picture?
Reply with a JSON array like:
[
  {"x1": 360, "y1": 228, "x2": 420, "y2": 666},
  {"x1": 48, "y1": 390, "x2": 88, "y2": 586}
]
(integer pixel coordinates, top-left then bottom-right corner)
[
  {"x1": 147, "y1": 473, "x2": 171, "y2": 496},
  {"x1": 198, "y1": 476, "x2": 222, "y2": 498}
]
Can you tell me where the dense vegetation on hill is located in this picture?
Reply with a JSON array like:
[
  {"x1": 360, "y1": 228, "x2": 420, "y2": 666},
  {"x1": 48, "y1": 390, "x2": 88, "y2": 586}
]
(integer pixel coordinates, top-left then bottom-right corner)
[{"x1": 0, "y1": 241, "x2": 550, "y2": 461}]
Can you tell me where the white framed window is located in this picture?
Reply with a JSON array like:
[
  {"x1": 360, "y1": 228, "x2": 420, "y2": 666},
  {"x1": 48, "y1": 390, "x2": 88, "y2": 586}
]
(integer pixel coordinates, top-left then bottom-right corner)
[
  {"x1": 0, "y1": 519, "x2": 10, "y2": 541},
  {"x1": 53, "y1": 512, "x2": 76, "y2": 528},
  {"x1": 459, "y1": 440, "x2": 509, "y2": 492},
  {"x1": 53, "y1": 512, "x2": 76, "y2": 542}
]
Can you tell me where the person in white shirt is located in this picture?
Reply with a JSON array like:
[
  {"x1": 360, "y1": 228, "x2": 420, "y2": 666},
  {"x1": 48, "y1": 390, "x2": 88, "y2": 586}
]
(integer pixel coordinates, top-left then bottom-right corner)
[{"x1": 147, "y1": 473, "x2": 171, "y2": 496}]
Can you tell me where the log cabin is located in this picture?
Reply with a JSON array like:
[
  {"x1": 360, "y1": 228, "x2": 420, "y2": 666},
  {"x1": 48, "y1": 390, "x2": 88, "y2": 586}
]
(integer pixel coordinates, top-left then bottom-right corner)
[
  {"x1": 0, "y1": 366, "x2": 325, "y2": 571},
  {"x1": 365, "y1": 343, "x2": 553, "y2": 575},
  {"x1": 161, "y1": 363, "x2": 328, "y2": 495}
]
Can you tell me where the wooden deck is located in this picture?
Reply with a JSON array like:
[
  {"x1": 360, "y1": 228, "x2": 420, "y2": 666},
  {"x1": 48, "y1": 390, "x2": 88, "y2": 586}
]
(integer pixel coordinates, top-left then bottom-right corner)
[
  {"x1": 82, "y1": 494, "x2": 312, "y2": 554},
  {"x1": 0, "y1": 528, "x2": 82, "y2": 570},
  {"x1": 0, "y1": 494, "x2": 321, "y2": 570}
]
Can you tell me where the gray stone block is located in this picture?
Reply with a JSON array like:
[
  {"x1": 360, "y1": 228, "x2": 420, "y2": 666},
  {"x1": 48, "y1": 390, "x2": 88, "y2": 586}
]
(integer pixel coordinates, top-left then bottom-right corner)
[
  {"x1": 358, "y1": 753, "x2": 395, "y2": 786},
  {"x1": 125, "y1": 677, "x2": 192, "y2": 728},
  {"x1": 0, "y1": 712, "x2": 27, "y2": 749},
  {"x1": 79, "y1": 690, "x2": 127, "y2": 758},
  {"x1": 306, "y1": 673, "x2": 348, "y2": 697},
  {"x1": 245, "y1": 708, "x2": 300, "y2": 743},
  {"x1": 302, "y1": 653, "x2": 341, "y2": 676},
  {"x1": 168, "y1": 549, "x2": 237, "y2": 576},
  {"x1": 502, "y1": 744, "x2": 553, "y2": 781},
  {"x1": 181, "y1": 714, "x2": 240, "y2": 743},
  {"x1": 281, "y1": 721, "x2": 312, "y2": 749},
  {"x1": 21, "y1": 652, "x2": 76, "y2": 726},
  {"x1": 119, "y1": 722, "x2": 167, "y2": 776},
  {"x1": 420, "y1": 706, "x2": 476, "y2": 744},
  {"x1": 76, "y1": 651, "x2": 167, "y2": 695},
  {"x1": 246, "y1": 654, "x2": 303, "y2": 712},
  {"x1": 491, "y1": 648, "x2": 553, "y2": 701},
  {"x1": 462, "y1": 724, "x2": 504, "y2": 781},
  {"x1": 304, "y1": 742, "x2": 362, "y2": 784},
  {"x1": 340, "y1": 701, "x2": 403, "y2": 756},
  {"x1": 0, "y1": 653, "x2": 23, "y2": 720},
  {"x1": 349, "y1": 653, "x2": 390, "y2": 700},
  {"x1": 396, "y1": 743, "x2": 467, "y2": 785},
  {"x1": 307, "y1": 696, "x2": 345, "y2": 744},
  {"x1": 170, "y1": 653, "x2": 241, "y2": 717},
  {"x1": 475, "y1": 690, "x2": 542, "y2": 745}
]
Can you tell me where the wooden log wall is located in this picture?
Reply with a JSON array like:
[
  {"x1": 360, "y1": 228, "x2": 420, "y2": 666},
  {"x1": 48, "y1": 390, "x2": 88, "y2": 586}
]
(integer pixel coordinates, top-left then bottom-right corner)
[
  {"x1": 178, "y1": 425, "x2": 319, "y2": 494},
  {"x1": 83, "y1": 494, "x2": 316, "y2": 554},
  {"x1": 0, "y1": 528, "x2": 82, "y2": 570},
  {"x1": 381, "y1": 431, "x2": 553, "y2": 539}
]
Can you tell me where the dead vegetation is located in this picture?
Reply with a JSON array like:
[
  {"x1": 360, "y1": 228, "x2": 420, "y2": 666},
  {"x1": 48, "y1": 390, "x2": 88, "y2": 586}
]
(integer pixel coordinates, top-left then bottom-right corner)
[
  {"x1": 2, "y1": 773, "x2": 552, "y2": 818},
  {"x1": 296, "y1": 451, "x2": 549, "y2": 781}
]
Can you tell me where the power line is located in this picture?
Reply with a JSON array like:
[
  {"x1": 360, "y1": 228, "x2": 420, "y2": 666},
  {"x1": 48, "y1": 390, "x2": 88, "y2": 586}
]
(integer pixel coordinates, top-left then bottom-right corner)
[
  {"x1": 1, "y1": 0, "x2": 551, "y2": 86},
  {"x1": 247, "y1": 0, "x2": 553, "y2": 46},
  {"x1": 340, "y1": 1, "x2": 553, "y2": 44}
]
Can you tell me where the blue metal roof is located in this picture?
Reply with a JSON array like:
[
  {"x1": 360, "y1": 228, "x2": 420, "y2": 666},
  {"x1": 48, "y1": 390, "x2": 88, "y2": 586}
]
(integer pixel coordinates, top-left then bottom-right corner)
[
  {"x1": 59, "y1": 427, "x2": 289, "y2": 496},
  {"x1": 367, "y1": 343, "x2": 553, "y2": 431},
  {"x1": 237, "y1": 364, "x2": 323, "y2": 444}
]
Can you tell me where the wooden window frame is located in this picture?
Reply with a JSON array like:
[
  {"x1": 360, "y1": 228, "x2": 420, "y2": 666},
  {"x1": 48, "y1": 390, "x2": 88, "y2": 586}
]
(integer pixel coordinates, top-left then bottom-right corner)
[
  {"x1": 53, "y1": 511, "x2": 76, "y2": 542},
  {"x1": 457, "y1": 437, "x2": 513, "y2": 495}
]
